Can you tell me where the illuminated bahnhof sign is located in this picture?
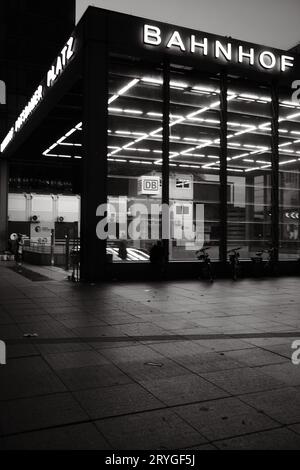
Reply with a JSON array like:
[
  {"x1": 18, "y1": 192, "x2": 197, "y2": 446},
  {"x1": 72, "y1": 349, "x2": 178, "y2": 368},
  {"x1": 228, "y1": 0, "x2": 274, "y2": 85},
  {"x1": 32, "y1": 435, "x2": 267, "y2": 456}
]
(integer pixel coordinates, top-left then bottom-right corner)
[
  {"x1": 0, "y1": 18, "x2": 297, "y2": 156},
  {"x1": 143, "y1": 24, "x2": 295, "y2": 72},
  {"x1": 0, "y1": 37, "x2": 75, "y2": 154}
]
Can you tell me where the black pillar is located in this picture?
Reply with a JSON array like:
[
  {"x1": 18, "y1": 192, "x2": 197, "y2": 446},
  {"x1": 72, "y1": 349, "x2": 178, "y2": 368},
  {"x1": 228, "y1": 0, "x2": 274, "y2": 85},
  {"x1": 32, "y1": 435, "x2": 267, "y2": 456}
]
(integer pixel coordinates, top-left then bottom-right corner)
[
  {"x1": 245, "y1": 175, "x2": 255, "y2": 249},
  {"x1": 271, "y1": 82, "x2": 279, "y2": 260},
  {"x1": 0, "y1": 160, "x2": 8, "y2": 252},
  {"x1": 220, "y1": 72, "x2": 228, "y2": 264},
  {"x1": 162, "y1": 58, "x2": 170, "y2": 263},
  {"x1": 80, "y1": 40, "x2": 108, "y2": 282}
]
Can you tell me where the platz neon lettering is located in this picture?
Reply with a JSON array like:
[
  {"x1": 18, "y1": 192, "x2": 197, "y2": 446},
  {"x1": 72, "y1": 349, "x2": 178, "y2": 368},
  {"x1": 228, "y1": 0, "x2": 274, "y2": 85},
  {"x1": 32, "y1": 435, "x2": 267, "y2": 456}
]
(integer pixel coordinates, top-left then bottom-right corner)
[
  {"x1": 47, "y1": 37, "x2": 75, "y2": 87},
  {"x1": 143, "y1": 24, "x2": 294, "y2": 72}
]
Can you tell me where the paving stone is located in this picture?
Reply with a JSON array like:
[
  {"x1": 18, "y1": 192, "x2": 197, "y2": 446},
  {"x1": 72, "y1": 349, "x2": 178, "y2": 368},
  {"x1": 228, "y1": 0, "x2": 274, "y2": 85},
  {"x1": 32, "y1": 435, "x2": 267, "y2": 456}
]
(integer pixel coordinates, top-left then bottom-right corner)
[
  {"x1": 6, "y1": 343, "x2": 39, "y2": 359},
  {"x1": 36, "y1": 341, "x2": 93, "y2": 355},
  {"x1": 223, "y1": 348, "x2": 287, "y2": 367},
  {"x1": 0, "y1": 423, "x2": 110, "y2": 450},
  {"x1": 193, "y1": 338, "x2": 254, "y2": 352},
  {"x1": 0, "y1": 324, "x2": 23, "y2": 340},
  {"x1": 139, "y1": 374, "x2": 228, "y2": 406},
  {"x1": 57, "y1": 363, "x2": 133, "y2": 391},
  {"x1": 0, "y1": 356, "x2": 66, "y2": 400},
  {"x1": 1, "y1": 264, "x2": 300, "y2": 450},
  {"x1": 43, "y1": 350, "x2": 110, "y2": 370},
  {"x1": 74, "y1": 383, "x2": 164, "y2": 419},
  {"x1": 0, "y1": 393, "x2": 88, "y2": 435},
  {"x1": 174, "y1": 397, "x2": 277, "y2": 441},
  {"x1": 95, "y1": 409, "x2": 206, "y2": 449},
  {"x1": 215, "y1": 427, "x2": 300, "y2": 450},
  {"x1": 288, "y1": 423, "x2": 300, "y2": 435},
  {"x1": 200, "y1": 367, "x2": 287, "y2": 395},
  {"x1": 149, "y1": 342, "x2": 243, "y2": 373},
  {"x1": 239, "y1": 387, "x2": 300, "y2": 424},
  {"x1": 257, "y1": 362, "x2": 300, "y2": 386}
]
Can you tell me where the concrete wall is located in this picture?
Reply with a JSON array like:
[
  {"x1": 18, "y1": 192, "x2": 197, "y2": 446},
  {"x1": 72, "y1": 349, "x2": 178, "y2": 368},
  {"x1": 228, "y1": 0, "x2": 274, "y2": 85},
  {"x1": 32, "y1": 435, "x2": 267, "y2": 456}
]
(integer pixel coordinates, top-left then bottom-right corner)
[{"x1": 8, "y1": 193, "x2": 80, "y2": 224}]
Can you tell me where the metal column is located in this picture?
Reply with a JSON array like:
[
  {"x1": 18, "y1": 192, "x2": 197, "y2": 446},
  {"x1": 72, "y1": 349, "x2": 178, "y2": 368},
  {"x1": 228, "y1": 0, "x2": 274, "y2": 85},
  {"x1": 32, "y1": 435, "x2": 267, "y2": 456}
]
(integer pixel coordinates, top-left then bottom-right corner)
[
  {"x1": 220, "y1": 72, "x2": 228, "y2": 264},
  {"x1": 162, "y1": 59, "x2": 170, "y2": 264},
  {"x1": 0, "y1": 160, "x2": 8, "y2": 252},
  {"x1": 80, "y1": 40, "x2": 108, "y2": 282},
  {"x1": 271, "y1": 82, "x2": 279, "y2": 261}
]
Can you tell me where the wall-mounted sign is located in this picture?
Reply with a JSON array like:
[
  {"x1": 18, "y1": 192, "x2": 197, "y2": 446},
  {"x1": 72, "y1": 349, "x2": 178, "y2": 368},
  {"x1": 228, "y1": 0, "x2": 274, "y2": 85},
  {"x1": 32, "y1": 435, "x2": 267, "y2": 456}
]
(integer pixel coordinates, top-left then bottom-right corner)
[
  {"x1": 0, "y1": 37, "x2": 75, "y2": 154},
  {"x1": 143, "y1": 24, "x2": 294, "y2": 73},
  {"x1": 138, "y1": 176, "x2": 160, "y2": 195},
  {"x1": 47, "y1": 37, "x2": 75, "y2": 87},
  {"x1": 285, "y1": 211, "x2": 299, "y2": 219}
]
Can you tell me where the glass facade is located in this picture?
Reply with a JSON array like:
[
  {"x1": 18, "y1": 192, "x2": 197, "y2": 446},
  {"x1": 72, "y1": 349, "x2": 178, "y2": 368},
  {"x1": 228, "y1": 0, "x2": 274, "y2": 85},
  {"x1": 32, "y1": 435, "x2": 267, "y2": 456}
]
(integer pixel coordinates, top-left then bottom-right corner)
[
  {"x1": 226, "y1": 79, "x2": 272, "y2": 258},
  {"x1": 107, "y1": 62, "x2": 163, "y2": 262},
  {"x1": 279, "y1": 88, "x2": 300, "y2": 260},
  {"x1": 105, "y1": 55, "x2": 300, "y2": 264},
  {"x1": 168, "y1": 73, "x2": 221, "y2": 261}
]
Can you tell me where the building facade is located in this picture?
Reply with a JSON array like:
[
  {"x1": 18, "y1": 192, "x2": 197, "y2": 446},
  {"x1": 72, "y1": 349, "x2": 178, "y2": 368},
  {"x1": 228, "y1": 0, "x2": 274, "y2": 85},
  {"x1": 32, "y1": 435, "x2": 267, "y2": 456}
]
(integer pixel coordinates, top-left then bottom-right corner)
[{"x1": 1, "y1": 7, "x2": 300, "y2": 281}]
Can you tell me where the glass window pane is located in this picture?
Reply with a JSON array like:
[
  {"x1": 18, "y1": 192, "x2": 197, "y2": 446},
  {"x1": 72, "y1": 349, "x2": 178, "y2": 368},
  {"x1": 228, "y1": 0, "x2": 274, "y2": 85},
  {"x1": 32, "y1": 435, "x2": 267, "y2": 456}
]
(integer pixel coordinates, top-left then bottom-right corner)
[
  {"x1": 107, "y1": 61, "x2": 163, "y2": 262},
  {"x1": 279, "y1": 90, "x2": 300, "y2": 260},
  {"x1": 227, "y1": 80, "x2": 272, "y2": 259},
  {"x1": 169, "y1": 72, "x2": 221, "y2": 261}
]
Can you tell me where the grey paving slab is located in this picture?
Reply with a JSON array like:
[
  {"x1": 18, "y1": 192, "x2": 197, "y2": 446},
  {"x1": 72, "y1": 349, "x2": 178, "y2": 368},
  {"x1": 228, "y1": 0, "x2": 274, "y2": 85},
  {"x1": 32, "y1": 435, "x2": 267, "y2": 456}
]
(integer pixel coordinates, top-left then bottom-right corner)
[
  {"x1": 0, "y1": 356, "x2": 66, "y2": 400},
  {"x1": 56, "y1": 363, "x2": 133, "y2": 391},
  {"x1": 139, "y1": 374, "x2": 229, "y2": 406},
  {"x1": 6, "y1": 343, "x2": 39, "y2": 359},
  {"x1": 96, "y1": 409, "x2": 206, "y2": 450},
  {"x1": 36, "y1": 341, "x2": 93, "y2": 355},
  {"x1": 74, "y1": 383, "x2": 164, "y2": 419},
  {"x1": 193, "y1": 338, "x2": 254, "y2": 352},
  {"x1": 223, "y1": 348, "x2": 287, "y2": 367},
  {"x1": 174, "y1": 397, "x2": 278, "y2": 441},
  {"x1": 200, "y1": 367, "x2": 287, "y2": 395},
  {"x1": 0, "y1": 324, "x2": 23, "y2": 340},
  {"x1": 239, "y1": 387, "x2": 300, "y2": 424},
  {"x1": 288, "y1": 423, "x2": 300, "y2": 435},
  {"x1": 0, "y1": 423, "x2": 111, "y2": 450},
  {"x1": 149, "y1": 342, "x2": 243, "y2": 374},
  {"x1": 215, "y1": 427, "x2": 300, "y2": 450},
  {"x1": 1, "y1": 264, "x2": 300, "y2": 450},
  {"x1": 43, "y1": 350, "x2": 110, "y2": 370},
  {"x1": 0, "y1": 393, "x2": 88, "y2": 436},
  {"x1": 256, "y1": 362, "x2": 300, "y2": 387}
]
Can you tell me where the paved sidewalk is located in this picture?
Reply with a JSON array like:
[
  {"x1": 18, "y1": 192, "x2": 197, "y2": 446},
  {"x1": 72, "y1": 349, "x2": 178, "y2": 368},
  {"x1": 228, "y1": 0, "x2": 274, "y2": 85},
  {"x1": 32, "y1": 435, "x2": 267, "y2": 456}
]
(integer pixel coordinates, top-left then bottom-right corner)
[{"x1": 1, "y1": 262, "x2": 300, "y2": 450}]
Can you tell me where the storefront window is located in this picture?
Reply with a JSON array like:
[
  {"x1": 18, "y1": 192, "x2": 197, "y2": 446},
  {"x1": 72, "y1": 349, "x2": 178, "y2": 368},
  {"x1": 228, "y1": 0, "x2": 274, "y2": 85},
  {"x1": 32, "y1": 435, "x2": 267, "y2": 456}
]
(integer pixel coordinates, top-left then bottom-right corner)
[
  {"x1": 227, "y1": 80, "x2": 272, "y2": 258},
  {"x1": 168, "y1": 72, "x2": 221, "y2": 261},
  {"x1": 107, "y1": 61, "x2": 163, "y2": 262},
  {"x1": 279, "y1": 90, "x2": 300, "y2": 260}
]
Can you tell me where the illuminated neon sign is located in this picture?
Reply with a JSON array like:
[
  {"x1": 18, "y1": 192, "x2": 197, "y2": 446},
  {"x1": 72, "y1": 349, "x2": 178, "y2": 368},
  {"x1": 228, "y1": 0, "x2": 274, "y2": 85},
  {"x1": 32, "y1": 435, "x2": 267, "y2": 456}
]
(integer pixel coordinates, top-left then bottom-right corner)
[
  {"x1": 143, "y1": 24, "x2": 294, "y2": 72},
  {"x1": 47, "y1": 37, "x2": 75, "y2": 87},
  {"x1": 0, "y1": 37, "x2": 75, "y2": 154}
]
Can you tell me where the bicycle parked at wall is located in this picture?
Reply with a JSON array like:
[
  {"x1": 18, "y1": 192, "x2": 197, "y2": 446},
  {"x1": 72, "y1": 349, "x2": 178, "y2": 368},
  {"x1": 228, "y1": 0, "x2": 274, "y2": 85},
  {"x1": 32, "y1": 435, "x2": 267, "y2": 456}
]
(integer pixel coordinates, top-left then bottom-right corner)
[
  {"x1": 196, "y1": 246, "x2": 214, "y2": 282},
  {"x1": 227, "y1": 247, "x2": 241, "y2": 281},
  {"x1": 251, "y1": 250, "x2": 265, "y2": 277},
  {"x1": 251, "y1": 246, "x2": 278, "y2": 277},
  {"x1": 264, "y1": 247, "x2": 279, "y2": 276}
]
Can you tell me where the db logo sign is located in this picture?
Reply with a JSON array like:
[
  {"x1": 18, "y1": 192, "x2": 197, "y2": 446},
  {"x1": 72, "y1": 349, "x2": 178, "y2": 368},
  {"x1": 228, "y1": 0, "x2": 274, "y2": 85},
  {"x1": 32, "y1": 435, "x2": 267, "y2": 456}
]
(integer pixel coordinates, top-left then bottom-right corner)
[
  {"x1": 138, "y1": 176, "x2": 160, "y2": 195},
  {"x1": 144, "y1": 180, "x2": 159, "y2": 191}
]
